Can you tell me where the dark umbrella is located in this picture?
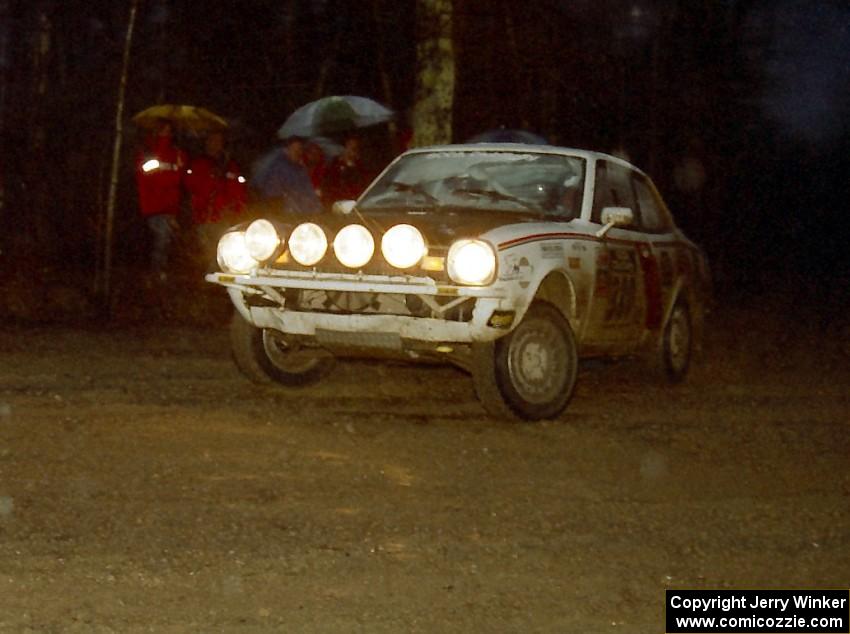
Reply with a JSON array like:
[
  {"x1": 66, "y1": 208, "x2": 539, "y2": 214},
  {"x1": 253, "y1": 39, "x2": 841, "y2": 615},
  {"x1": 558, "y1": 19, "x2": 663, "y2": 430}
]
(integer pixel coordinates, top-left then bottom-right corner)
[
  {"x1": 278, "y1": 96, "x2": 393, "y2": 139},
  {"x1": 466, "y1": 129, "x2": 548, "y2": 145}
]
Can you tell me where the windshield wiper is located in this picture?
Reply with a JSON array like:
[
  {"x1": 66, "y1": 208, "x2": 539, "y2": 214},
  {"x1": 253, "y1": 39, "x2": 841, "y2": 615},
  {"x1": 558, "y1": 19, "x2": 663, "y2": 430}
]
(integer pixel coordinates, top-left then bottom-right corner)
[
  {"x1": 451, "y1": 187, "x2": 538, "y2": 212},
  {"x1": 391, "y1": 182, "x2": 439, "y2": 205}
]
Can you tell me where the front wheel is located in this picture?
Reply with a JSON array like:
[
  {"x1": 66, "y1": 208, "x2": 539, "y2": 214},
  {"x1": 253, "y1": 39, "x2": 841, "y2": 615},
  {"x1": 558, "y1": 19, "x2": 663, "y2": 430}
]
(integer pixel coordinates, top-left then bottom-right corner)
[
  {"x1": 472, "y1": 301, "x2": 578, "y2": 421},
  {"x1": 229, "y1": 312, "x2": 335, "y2": 386}
]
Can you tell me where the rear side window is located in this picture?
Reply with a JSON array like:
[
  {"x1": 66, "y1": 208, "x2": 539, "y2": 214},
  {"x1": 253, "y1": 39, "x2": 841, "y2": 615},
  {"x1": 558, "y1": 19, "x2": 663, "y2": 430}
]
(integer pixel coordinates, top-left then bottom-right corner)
[
  {"x1": 591, "y1": 160, "x2": 637, "y2": 225},
  {"x1": 634, "y1": 175, "x2": 670, "y2": 232}
]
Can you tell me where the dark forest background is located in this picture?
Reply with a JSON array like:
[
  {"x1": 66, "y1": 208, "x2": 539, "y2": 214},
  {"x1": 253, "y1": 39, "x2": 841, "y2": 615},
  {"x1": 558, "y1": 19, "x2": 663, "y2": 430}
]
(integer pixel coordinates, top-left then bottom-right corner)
[{"x1": 0, "y1": 0, "x2": 848, "y2": 316}]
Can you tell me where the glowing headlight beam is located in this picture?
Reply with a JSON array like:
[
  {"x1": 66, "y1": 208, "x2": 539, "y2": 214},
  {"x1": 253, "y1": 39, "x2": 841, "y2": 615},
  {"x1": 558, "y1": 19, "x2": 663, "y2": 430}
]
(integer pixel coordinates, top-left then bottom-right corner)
[
  {"x1": 244, "y1": 219, "x2": 282, "y2": 262},
  {"x1": 333, "y1": 224, "x2": 374, "y2": 269},
  {"x1": 381, "y1": 224, "x2": 427, "y2": 269},
  {"x1": 447, "y1": 239, "x2": 496, "y2": 286},
  {"x1": 216, "y1": 231, "x2": 258, "y2": 274},
  {"x1": 288, "y1": 222, "x2": 328, "y2": 266}
]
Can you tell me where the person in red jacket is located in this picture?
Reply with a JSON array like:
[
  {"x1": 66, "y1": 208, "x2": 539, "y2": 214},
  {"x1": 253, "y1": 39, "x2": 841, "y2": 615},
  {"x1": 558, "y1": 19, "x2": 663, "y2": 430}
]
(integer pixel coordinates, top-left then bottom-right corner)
[
  {"x1": 134, "y1": 118, "x2": 187, "y2": 280},
  {"x1": 303, "y1": 140, "x2": 327, "y2": 196},
  {"x1": 185, "y1": 130, "x2": 246, "y2": 266},
  {"x1": 320, "y1": 135, "x2": 373, "y2": 209}
]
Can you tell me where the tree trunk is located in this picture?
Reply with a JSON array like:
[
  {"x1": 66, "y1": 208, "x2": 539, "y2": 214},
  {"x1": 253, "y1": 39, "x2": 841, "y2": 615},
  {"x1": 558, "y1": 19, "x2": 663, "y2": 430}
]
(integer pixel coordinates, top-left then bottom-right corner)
[
  {"x1": 282, "y1": 0, "x2": 297, "y2": 110},
  {"x1": 98, "y1": 0, "x2": 139, "y2": 312},
  {"x1": 313, "y1": 28, "x2": 341, "y2": 100},
  {"x1": 24, "y1": 3, "x2": 52, "y2": 252},
  {"x1": 500, "y1": 0, "x2": 527, "y2": 127},
  {"x1": 371, "y1": 0, "x2": 399, "y2": 147},
  {"x1": 411, "y1": 0, "x2": 454, "y2": 147},
  {"x1": 0, "y1": 0, "x2": 10, "y2": 219}
]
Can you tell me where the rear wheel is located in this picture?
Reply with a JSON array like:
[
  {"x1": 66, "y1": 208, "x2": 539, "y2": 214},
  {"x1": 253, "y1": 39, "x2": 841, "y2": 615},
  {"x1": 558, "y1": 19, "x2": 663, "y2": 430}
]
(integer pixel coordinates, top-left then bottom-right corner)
[
  {"x1": 660, "y1": 301, "x2": 691, "y2": 382},
  {"x1": 229, "y1": 312, "x2": 335, "y2": 386},
  {"x1": 472, "y1": 301, "x2": 578, "y2": 421}
]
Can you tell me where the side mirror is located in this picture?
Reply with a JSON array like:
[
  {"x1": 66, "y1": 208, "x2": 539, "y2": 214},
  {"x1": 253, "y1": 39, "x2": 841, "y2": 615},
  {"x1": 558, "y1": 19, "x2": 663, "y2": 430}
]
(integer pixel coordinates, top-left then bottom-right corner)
[
  {"x1": 596, "y1": 206, "x2": 634, "y2": 237},
  {"x1": 332, "y1": 200, "x2": 356, "y2": 215}
]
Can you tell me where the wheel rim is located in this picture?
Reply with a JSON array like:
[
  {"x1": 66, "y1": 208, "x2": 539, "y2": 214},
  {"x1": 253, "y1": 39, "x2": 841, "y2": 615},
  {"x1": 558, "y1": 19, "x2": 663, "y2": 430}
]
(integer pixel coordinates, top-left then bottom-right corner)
[
  {"x1": 506, "y1": 317, "x2": 569, "y2": 404},
  {"x1": 262, "y1": 331, "x2": 323, "y2": 374},
  {"x1": 667, "y1": 306, "x2": 691, "y2": 373}
]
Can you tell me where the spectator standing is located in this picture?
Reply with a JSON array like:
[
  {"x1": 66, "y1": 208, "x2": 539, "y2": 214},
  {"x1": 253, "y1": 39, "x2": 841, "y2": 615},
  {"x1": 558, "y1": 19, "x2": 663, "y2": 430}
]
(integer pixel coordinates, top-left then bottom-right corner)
[
  {"x1": 185, "y1": 130, "x2": 246, "y2": 265},
  {"x1": 250, "y1": 136, "x2": 322, "y2": 214},
  {"x1": 303, "y1": 140, "x2": 328, "y2": 196},
  {"x1": 321, "y1": 135, "x2": 372, "y2": 207},
  {"x1": 134, "y1": 118, "x2": 188, "y2": 281}
]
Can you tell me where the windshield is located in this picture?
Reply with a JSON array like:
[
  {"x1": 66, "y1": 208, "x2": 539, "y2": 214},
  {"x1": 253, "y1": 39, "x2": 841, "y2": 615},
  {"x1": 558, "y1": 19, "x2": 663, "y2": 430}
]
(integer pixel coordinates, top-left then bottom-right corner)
[{"x1": 358, "y1": 150, "x2": 586, "y2": 218}]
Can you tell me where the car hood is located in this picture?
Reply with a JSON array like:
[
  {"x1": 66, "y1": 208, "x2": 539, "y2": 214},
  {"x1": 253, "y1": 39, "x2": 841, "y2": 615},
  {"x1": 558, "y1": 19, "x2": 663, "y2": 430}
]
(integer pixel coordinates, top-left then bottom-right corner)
[{"x1": 276, "y1": 206, "x2": 546, "y2": 249}]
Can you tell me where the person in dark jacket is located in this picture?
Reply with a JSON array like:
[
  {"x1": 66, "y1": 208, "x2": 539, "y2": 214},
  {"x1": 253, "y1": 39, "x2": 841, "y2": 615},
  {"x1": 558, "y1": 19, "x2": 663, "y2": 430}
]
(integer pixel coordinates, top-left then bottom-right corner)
[{"x1": 250, "y1": 136, "x2": 321, "y2": 214}]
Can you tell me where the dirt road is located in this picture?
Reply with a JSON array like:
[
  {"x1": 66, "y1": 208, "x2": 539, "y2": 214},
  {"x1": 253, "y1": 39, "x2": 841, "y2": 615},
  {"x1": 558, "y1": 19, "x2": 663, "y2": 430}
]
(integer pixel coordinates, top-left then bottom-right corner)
[{"x1": 0, "y1": 302, "x2": 848, "y2": 632}]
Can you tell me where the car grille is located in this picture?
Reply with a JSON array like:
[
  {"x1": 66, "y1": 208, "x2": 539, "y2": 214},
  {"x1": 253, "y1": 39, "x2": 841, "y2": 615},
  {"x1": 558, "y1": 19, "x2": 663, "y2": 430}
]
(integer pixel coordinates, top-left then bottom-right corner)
[{"x1": 253, "y1": 288, "x2": 475, "y2": 322}]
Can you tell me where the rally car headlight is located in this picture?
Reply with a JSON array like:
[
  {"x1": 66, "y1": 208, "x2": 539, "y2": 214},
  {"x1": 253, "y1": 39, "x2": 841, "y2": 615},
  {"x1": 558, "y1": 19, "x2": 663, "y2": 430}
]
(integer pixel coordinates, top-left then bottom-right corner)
[
  {"x1": 141, "y1": 159, "x2": 160, "y2": 173},
  {"x1": 217, "y1": 231, "x2": 258, "y2": 274},
  {"x1": 244, "y1": 219, "x2": 281, "y2": 262},
  {"x1": 333, "y1": 224, "x2": 374, "y2": 269},
  {"x1": 447, "y1": 239, "x2": 496, "y2": 286},
  {"x1": 288, "y1": 222, "x2": 327, "y2": 266},
  {"x1": 381, "y1": 224, "x2": 427, "y2": 269}
]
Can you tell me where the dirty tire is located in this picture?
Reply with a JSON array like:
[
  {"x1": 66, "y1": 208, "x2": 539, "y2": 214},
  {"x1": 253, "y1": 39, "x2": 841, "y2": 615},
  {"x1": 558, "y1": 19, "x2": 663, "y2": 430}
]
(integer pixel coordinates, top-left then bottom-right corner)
[
  {"x1": 229, "y1": 311, "x2": 335, "y2": 386},
  {"x1": 660, "y1": 301, "x2": 691, "y2": 383},
  {"x1": 472, "y1": 301, "x2": 578, "y2": 422}
]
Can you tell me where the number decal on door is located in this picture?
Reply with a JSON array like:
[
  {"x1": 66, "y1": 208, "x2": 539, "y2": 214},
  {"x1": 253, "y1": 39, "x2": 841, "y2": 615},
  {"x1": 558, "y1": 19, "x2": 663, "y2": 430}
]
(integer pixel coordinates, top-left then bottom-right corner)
[
  {"x1": 604, "y1": 249, "x2": 638, "y2": 323},
  {"x1": 605, "y1": 273, "x2": 636, "y2": 323}
]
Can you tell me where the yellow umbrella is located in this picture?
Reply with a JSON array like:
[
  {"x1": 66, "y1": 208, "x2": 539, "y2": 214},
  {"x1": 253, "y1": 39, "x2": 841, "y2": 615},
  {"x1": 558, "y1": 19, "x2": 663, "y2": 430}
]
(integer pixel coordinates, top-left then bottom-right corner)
[{"x1": 132, "y1": 104, "x2": 228, "y2": 134}]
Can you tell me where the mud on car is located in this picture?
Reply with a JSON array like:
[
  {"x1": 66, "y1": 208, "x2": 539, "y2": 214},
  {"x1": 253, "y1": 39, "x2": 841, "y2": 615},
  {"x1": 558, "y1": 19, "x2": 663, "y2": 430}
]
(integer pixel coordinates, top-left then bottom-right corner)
[{"x1": 207, "y1": 144, "x2": 711, "y2": 421}]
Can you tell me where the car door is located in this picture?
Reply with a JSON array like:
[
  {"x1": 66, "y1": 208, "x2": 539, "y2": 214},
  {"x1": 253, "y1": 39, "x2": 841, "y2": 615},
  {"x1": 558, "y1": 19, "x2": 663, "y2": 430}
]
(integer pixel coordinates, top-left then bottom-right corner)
[
  {"x1": 632, "y1": 172, "x2": 681, "y2": 331},
  {"x1": 584, "y1": 160, "x2": 647, "y2": 350}
]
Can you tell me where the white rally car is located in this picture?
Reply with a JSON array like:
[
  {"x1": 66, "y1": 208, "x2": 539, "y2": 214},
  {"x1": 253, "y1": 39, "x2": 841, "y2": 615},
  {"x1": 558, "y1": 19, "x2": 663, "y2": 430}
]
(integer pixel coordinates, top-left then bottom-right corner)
[{"x1": 208, "y1": 144, "x2": 710, "y2": 421}]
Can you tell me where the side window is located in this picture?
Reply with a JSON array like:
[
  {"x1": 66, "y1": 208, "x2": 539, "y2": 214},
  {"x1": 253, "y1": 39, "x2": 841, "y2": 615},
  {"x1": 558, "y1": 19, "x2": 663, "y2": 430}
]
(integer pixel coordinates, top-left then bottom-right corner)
[
  {"x1": 633, "y1": 175, "x2": 670, "y2": 232},
  {"x1": 591, "y1": 160, "x2": 638, "y2": 225}
]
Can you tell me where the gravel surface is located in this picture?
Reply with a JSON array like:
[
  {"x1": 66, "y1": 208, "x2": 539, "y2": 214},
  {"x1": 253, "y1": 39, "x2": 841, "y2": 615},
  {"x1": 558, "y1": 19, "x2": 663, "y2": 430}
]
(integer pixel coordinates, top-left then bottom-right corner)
[{"x1": 0, "y1": 301, "x2": 848, "y2": 632}]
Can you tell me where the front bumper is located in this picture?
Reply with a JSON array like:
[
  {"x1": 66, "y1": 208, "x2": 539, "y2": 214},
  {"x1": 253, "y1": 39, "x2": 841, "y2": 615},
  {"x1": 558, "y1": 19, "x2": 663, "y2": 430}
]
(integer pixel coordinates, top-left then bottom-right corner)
[{"x1": 206, "y1": 269, "x2": 517, "y2": 344}]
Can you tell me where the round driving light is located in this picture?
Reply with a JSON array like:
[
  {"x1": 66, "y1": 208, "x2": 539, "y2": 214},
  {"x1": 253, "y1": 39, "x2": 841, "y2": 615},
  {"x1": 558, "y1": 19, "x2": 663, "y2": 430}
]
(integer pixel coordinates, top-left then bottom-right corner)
[
  {"x1": 217, "y1": 231, "x2": 258, "y2": 274},
  {"x1": 244, "y1": 219, "x2": 281, "y2": 262},
  {"x1": 447, "y1": 239, "x2": 496, "y2": 286},
  {"x1": 381, "y1": 224, "x2": 427, "y2": 269},
  {"x1": 333, "y1": 224, "x2": 374, "y2": 268},
  {"x1": 288, "y1": 222, "x2": 328, "y2": 266}
]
